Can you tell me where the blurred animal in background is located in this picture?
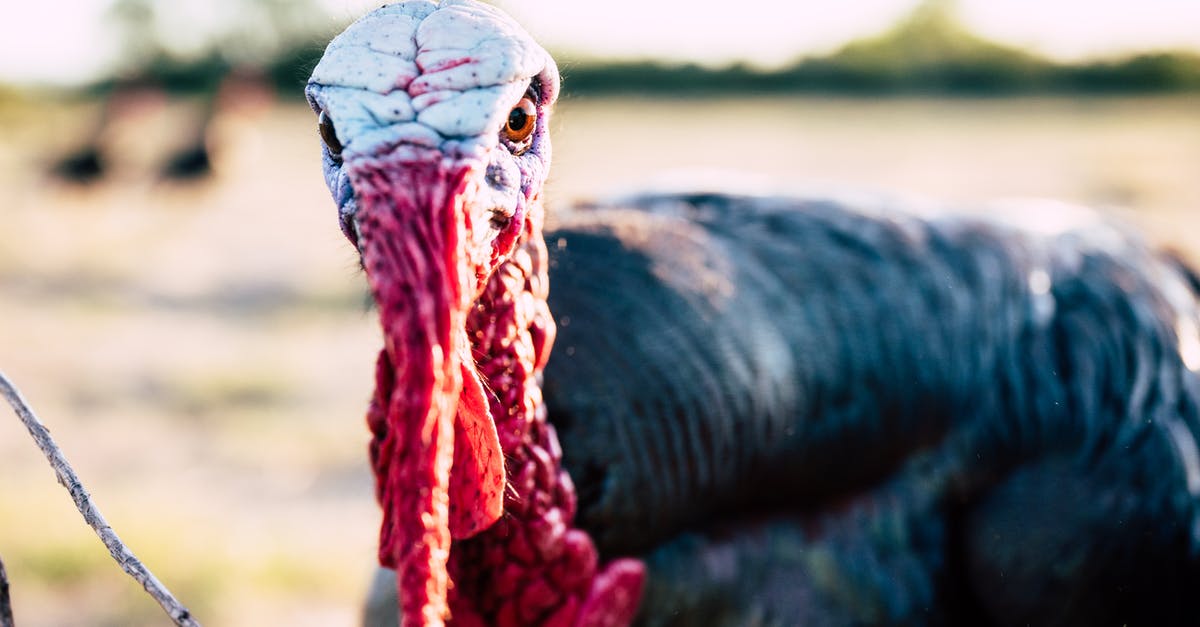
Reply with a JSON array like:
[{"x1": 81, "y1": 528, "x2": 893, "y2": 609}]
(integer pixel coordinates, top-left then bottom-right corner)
[
  {"x1": 48, "y1": 70, "x2": 271, "y2": 184},
  {"x1": 48, "y1": 0, "x2": 296, "y2": 185},
  {"x1": 50, "y1": 100, "x2": 108, "y2": 183},
  {"x1": 306, "y1": 1, "x2": 1200, "y2": 625},
  {"x1": 50, "y1": 79, "x2": 204, "y2": 183}
]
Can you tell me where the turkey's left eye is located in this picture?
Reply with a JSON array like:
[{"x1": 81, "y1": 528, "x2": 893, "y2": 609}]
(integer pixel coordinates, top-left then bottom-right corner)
[
  {"x1": 318, "y1": 111, "x2": 343, "y2": 161},
  {"x1": 503, "y1": 97, "x2": 537, "y2": 149}
]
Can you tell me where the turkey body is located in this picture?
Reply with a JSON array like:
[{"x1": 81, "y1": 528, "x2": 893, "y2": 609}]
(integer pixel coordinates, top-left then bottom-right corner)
[{"x1": 541, "y1": 192, "x2": 1200, "y2": 626}]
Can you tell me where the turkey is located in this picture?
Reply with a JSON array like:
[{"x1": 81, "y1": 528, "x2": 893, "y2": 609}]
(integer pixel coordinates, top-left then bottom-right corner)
[{"x1": 305, "y1": 2, "x2": 1200, "y2": 625}]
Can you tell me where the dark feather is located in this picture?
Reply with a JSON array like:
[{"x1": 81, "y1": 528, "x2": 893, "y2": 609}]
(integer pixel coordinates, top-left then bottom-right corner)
[{"x1": 543, "y1": 193, "x2": 1200, "y2": 625}]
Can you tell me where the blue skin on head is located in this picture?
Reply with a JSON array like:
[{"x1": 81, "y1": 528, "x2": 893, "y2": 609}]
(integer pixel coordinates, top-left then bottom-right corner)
[{"x1": 303, "y1": 0, "x2": 560, "y2": 251}]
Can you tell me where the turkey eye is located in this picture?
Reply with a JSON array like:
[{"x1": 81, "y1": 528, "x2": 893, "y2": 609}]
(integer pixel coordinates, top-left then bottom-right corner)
[
  {"x1": 318, "y1": 111, "x2": 343, "y2": 160},
  {"x1": 503, "y1": 97, "x2": 537, "y2": 148}
]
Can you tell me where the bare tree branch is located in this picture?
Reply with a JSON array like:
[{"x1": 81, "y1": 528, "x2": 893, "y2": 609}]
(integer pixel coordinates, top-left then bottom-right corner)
[
  {"x1": 1, "y1": 552, "x2": 13, "y2": 627},
  {"x1": 0, "y1": 371, "x2": 200, "y2": 627}
]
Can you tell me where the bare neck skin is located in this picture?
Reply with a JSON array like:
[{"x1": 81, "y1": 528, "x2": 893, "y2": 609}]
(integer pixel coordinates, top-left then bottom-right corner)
[{"x1": 447, "y1": 215, "x2": 645, "y2": 626}]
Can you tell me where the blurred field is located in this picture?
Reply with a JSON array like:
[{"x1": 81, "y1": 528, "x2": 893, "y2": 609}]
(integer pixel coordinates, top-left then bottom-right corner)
[
  {"x1": 0, "y1": 93, "x2": 1198, "y2": 625},
  {"x1": 550, "y1": 94, "x2": 1200, "y2": 253}
]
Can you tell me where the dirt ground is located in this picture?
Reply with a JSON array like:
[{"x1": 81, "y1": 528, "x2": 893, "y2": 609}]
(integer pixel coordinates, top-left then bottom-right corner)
[{"x1": 0, "y1": 93, "x2": 1197, "y2": 625}]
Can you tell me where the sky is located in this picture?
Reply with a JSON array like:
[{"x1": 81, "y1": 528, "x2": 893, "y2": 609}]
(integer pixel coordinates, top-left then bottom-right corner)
[{"x1": 3, "y1": 0, "x2": 1199, "y2": 85}]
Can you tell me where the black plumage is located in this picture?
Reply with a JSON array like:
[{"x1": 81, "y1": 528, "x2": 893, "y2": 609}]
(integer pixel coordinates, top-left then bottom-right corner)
[{"x1": 542, "y1": 192, "x2": 1200, "y2": 626}]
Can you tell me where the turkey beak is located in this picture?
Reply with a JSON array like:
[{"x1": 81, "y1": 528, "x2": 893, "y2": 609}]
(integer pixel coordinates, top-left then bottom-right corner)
[{"x1": 351, "y1": 157, "x2": 506, "y2": 624}]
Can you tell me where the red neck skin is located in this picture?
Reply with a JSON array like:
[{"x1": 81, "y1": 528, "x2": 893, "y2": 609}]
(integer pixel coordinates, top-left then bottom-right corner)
[
  {"x1": 353, "y1": 152, "x2": 643, "y2": 626},
  {"x1": 445, "y1": 209, "x2": 646, "y2": 627},
  {"x1": 358, "y1": 158, "x2": 475, "y2": 627}
]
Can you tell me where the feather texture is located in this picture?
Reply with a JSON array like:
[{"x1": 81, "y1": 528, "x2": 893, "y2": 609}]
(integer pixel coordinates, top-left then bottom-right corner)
[{"x1": 543, "y1": 192, "x2": 1200, "y2": 624}]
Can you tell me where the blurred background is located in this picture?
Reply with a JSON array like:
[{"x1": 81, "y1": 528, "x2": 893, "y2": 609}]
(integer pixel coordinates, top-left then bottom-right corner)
[{"x1": 0, "y1": 0, "x2": 1197, "y2": 624}]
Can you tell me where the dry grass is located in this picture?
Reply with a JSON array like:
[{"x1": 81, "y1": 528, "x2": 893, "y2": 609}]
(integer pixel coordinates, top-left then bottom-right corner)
[{"x1": 0, "y1": 94, "x2": 1197, "y2": 625}]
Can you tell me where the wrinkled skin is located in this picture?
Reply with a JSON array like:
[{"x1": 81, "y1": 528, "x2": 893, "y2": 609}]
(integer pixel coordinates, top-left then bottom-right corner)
[{"x1": 308, "y1": 2, "x2": 642, "y2": 625}]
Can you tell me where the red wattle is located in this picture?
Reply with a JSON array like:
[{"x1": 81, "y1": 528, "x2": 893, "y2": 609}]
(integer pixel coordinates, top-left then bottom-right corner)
[
  {"x1": 449, "y1": 357, "x2": 506, "y2": 538},
  {"x1": 354, "y1": 152, "x2": 645, "y2": 626},
  {"x1": 354, "y1": 158, "x2": 506, "y2": 626}
]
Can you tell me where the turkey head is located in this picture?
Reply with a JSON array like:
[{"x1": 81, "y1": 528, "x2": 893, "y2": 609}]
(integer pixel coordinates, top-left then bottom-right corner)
[{"x1": 305, "y1": 2, "x2": 560, "y2": 624}]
